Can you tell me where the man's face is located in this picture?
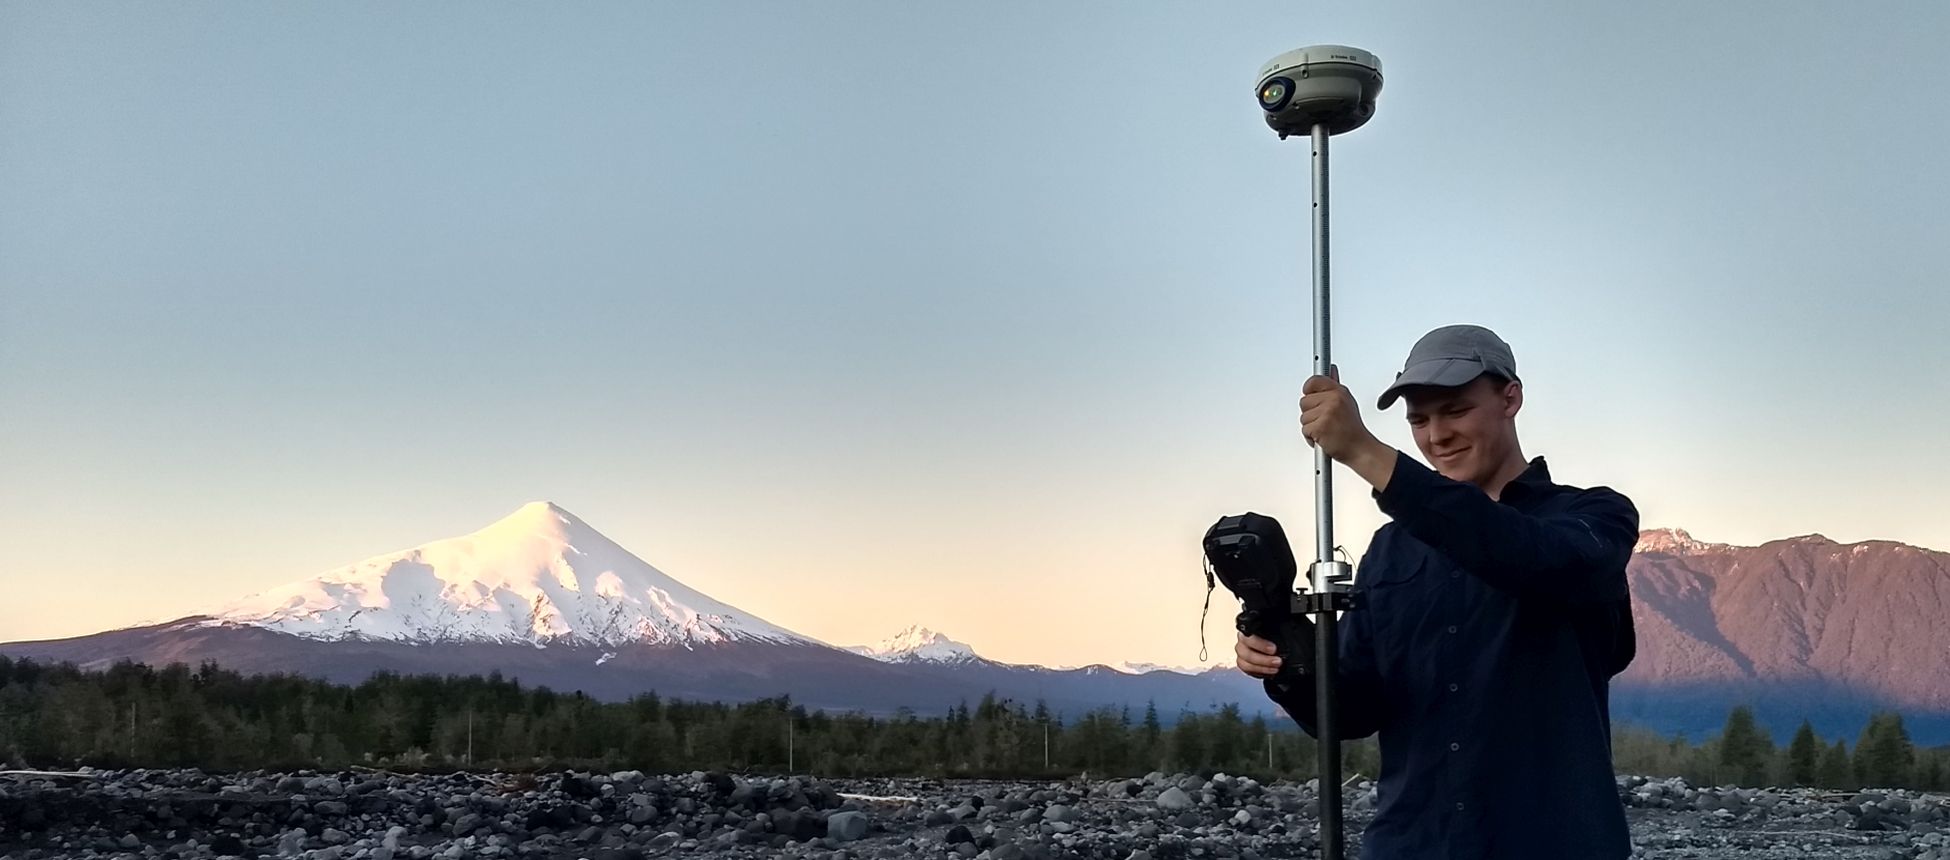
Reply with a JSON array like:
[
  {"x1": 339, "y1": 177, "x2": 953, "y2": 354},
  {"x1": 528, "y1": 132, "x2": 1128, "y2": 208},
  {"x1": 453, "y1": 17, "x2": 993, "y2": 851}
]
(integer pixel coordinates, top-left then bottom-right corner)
[{"x1": 1401, "y1": 375, "x2": 1521, "y2": 485}]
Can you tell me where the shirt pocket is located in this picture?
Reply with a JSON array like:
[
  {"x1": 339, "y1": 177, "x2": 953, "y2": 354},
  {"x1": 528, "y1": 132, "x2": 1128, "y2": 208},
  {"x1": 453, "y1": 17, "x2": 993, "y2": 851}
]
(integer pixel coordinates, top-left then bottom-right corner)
[
  {"x1": 1356, "y1": 542, "x2": 1429, "y2": 589},
  {"x1": 1355, "y1": 549, "x2": 1437, "y2": 657}
]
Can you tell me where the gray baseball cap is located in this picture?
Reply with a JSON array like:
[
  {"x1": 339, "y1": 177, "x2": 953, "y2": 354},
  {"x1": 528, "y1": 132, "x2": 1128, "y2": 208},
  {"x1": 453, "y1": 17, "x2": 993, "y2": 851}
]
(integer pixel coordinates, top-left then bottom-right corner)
[{"x1": 1375, "y1": 324, "x2": 1520, "y2": 410}]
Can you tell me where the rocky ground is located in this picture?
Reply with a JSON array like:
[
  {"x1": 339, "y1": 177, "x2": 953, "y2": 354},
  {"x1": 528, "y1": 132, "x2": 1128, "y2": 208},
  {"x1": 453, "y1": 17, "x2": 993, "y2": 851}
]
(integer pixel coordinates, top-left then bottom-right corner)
[{"x1": 0, "y1": 768, "x2": 1943, "y2": 860}]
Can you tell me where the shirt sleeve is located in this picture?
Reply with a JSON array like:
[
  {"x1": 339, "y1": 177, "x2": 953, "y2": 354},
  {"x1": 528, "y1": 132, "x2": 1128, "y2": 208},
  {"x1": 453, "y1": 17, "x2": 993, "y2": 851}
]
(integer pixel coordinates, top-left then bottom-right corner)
[
  {"x1": 1372, "y1": 449, "x2": 1638, "y2": 604},
  {"x1": 1261, "y1": 590, "x2": 1385, "y2": 740}
]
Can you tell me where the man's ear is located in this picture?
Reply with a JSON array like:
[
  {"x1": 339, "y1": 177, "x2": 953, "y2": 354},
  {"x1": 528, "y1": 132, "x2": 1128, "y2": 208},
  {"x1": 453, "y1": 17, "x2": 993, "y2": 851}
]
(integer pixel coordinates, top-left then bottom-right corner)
[{"x1": 1503, "y1": 380, "x2": 1523, "y2": 419}]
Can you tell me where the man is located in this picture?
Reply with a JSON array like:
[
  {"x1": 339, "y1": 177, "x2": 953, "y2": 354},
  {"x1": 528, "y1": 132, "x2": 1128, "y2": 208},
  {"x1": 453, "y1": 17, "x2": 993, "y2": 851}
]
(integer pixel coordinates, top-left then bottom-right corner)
[{"x1": 1237, "y1": 323, "x2": 1639, "y2": 859}]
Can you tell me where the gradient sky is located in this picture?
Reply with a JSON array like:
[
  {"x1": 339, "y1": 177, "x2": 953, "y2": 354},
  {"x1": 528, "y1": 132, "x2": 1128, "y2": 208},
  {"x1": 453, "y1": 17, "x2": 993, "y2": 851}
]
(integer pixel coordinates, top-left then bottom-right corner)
[{"x1": 4, "y1": 2, "x2": 1947, "y2": 670}]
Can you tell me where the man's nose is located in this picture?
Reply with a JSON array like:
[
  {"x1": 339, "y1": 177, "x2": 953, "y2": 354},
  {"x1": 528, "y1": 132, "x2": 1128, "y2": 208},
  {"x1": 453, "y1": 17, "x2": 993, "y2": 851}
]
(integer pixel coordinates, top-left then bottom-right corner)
[{"x1": 1427, "y1": 418, "x2": 1455, "y2": 445}]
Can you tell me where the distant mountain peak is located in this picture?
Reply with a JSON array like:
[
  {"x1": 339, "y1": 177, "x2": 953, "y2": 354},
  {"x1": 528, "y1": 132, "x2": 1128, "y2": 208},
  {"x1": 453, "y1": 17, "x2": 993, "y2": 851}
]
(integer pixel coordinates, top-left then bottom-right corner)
[
  {"x1": 211, "y1": 502, "x2": 819, "y2": 649},
  {"x1": 1111, "y1": 660, "x2": 1228, "y2": 676},
  {"x1": 511, "y1": 500, "x2": 572, "y2": 522},
  {"x1": 1635, "y1": 527, "x2": 1732, "y2": 556},
  {"x1": 846, "y1": 625, "x2": 982, "y2": 664},
  {"x1": 1049, "y1": 659, "x2": 1225, "y2": 676}
]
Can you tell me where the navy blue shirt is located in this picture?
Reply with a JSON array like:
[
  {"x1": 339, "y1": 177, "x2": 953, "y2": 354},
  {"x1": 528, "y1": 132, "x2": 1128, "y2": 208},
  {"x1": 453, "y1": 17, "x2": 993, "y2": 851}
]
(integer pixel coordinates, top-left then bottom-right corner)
[{"x1": 1265, "y1": 449, "x2": 1639, "y2": 859}]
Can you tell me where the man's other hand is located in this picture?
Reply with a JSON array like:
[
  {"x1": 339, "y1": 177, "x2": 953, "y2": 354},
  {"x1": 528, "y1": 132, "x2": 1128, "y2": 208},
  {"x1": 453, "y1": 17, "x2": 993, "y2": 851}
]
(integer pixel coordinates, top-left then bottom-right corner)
[{"x1": 1236, "y1": 631, "x2": 1283, "y2": 679}]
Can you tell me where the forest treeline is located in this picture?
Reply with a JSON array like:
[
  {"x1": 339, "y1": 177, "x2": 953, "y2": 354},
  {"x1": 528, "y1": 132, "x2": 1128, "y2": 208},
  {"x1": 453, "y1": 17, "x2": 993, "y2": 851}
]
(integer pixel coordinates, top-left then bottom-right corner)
[{"x1": 0, "y1": 657, "x2": 1942, "y2": 791}]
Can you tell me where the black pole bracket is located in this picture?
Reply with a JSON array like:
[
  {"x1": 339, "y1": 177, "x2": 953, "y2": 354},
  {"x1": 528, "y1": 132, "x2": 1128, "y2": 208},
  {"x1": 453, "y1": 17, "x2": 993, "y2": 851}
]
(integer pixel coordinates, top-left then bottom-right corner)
[{"x1": 1291, "y1": 589, "x2": 1360, "y2": 617}]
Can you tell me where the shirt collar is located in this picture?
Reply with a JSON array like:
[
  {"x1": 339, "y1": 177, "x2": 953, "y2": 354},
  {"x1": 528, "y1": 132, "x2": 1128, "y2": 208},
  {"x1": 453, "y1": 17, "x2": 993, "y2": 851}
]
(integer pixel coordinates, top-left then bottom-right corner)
[{"x1": 1499, "y1": 455, "x2": 1554, "y2": 504}]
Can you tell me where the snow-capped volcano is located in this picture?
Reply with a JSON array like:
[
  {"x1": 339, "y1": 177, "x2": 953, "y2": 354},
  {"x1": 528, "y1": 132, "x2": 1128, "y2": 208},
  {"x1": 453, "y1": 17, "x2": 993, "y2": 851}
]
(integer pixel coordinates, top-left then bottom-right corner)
[
  {"x1": 214, "y1": 501, "x2": 818, "y2": 648},
  {"x1": 845, "y1": 625, "x2": 982, "y2": 665}
]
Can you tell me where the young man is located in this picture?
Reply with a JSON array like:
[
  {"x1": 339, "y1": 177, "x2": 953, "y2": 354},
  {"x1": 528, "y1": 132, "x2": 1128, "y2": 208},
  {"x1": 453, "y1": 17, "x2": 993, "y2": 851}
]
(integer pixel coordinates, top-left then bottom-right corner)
[{"x1": 1237, "y1": 323, "x2": 1640, "y2": 859}]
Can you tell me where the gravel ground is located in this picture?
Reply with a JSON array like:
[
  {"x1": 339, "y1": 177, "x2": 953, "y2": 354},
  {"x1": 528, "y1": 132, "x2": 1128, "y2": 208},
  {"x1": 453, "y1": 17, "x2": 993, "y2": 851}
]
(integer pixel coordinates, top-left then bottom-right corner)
[{"x1": 0, "y1": 768, "x2": 1943, "y2": 859}]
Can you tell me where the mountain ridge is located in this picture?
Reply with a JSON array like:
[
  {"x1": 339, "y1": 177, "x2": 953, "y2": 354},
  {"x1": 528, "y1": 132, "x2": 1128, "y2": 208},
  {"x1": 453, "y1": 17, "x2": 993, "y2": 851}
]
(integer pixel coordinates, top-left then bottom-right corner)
[{"x1": 1617, "y1": 526, "x2": 1950, "y2": 741}]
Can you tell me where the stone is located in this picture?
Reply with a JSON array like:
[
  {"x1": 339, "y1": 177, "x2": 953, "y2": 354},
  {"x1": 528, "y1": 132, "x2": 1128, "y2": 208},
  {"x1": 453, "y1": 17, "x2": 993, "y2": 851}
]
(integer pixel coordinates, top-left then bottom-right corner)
[
  {"x1": 1156, "y1": 787, "x2": 1194, "y2": 811},
  {"x1": 828, "y1": 810, "x2": 868, "y2": 841}
]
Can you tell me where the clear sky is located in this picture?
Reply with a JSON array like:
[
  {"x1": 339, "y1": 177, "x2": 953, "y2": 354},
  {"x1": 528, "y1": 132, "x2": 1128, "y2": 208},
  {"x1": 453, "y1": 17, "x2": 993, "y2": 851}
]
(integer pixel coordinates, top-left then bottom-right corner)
[{"x1": 3, "y1": 2, "x2": 1947, "y2": 669}]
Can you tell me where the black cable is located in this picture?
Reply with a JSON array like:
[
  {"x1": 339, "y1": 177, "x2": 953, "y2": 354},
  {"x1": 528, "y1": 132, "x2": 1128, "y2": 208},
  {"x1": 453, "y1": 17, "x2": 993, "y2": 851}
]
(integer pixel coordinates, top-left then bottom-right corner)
[{"x1": 1197, "y1": 557, "x2": 1216, "y2": 662}]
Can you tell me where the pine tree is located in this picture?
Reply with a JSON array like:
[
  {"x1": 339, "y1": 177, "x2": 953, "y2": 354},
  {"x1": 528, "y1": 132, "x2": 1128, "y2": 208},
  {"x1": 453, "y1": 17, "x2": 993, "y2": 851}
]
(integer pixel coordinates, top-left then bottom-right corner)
[
  {"x1": 1915, "y1": 753, "x2": 1944, "y2": 792},
  {"x1": 1786, "y1": 719, "x2": 1820, "y2": 786},
  {"x1": 1208, "y1": 703, "x2": 1244, "y2": 771},
  {"x1": 1139, "y1": 700, "x2": 1162, "y2": 770},
  {"x1": 1817, "y1": 739, "x2": 1853, "y2": 789},
  {"x1": 1168, "y1": 710, "x2": 1205, "y2": 773},
  {"x1": 1716, "y1": 705, "x2": 1771, "y2": 787},
  {"x1": 1854, "y1": 712, "x2": 1916, "y2": 789}
]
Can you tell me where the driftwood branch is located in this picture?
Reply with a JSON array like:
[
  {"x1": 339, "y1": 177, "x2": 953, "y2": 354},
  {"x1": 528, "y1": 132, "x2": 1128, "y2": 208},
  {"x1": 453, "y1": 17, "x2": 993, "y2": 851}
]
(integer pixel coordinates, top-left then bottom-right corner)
[{"x1": 0, "y1": 770, "x2": 97, "y2": 781}]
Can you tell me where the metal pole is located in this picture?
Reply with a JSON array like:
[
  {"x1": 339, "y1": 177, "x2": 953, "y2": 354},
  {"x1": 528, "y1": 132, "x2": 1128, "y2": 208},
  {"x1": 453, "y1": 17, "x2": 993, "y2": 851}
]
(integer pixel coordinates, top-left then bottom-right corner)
[
  {"x1": 1309, "y1": 126, "x2": 1336, "y2": 584},
  {"x1": 1310, "y1": 121, "x2": 1345, "y2": 860}
]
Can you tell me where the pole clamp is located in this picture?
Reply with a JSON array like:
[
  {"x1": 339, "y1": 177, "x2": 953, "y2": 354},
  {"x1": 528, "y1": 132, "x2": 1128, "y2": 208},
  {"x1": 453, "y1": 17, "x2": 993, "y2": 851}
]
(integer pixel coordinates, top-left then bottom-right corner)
[{"x1": 1291, "y1": 588, "x2": 1360, "y2": 616}]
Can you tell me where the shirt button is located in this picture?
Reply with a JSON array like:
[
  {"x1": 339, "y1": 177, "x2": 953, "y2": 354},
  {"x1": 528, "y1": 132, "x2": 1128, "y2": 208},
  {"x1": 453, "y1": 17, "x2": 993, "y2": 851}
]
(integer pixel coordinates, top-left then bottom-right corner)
[
  {"x1": 1448, "y1": 682, "x2": 1459, "y2": 692},
  {"x1": 1450, "y1": 571, "x2": 1460, "y2": 579},
  {"x1": 1450, "y1": 741, "x2": 1460, "y2": 751},
  {"x1": 1447, "y1": 625, "x2": 1458, "y2": 634},
  {"x1": 1456, "y1": 801, "x2": 1466, "y2": 811}
]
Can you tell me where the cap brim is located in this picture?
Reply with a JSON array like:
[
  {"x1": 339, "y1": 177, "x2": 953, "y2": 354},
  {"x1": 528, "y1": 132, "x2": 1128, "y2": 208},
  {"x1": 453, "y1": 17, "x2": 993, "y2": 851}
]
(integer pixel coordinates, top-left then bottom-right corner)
[{"x1": 1376, "y1": 358, "x2": 1488, "y2": 410}]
